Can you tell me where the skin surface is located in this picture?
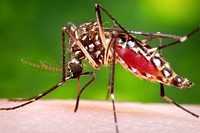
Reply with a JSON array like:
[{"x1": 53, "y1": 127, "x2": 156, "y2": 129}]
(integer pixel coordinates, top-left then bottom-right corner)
[{"x1": 0, "y1": 99, "x2": 199, "y2": 133}]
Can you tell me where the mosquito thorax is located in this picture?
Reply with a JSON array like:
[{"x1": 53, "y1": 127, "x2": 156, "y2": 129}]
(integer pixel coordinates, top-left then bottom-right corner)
[{"x1": 69, "y1": 22, "x2": 112, "y2": 68}]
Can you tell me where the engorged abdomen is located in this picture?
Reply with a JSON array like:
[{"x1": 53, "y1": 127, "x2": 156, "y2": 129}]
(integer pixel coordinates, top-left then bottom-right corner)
[{"x1": 115, "y1": 45, "x2": 162, "y2": 78}]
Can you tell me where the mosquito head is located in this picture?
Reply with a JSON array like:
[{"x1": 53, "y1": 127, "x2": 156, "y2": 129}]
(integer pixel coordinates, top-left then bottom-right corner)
[
  {"x1": 171, "y1": 75, "x2": 193, "y2": 88},
  {"x1": 68, "y1": 58, "x2": 83, "y2": 78}
]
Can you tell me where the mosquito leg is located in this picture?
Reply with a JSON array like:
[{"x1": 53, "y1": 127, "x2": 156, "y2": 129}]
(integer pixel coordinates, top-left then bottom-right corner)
[
  {"x1": 0, "y1": 77, "x2": 71, "y2": 110},
  {"x1": 104, "y1": 31, "x2": 119, "y2": 100},
  {"x1": 160, "y1": 83, "x2": 199, "y2": 118},
  {"x1": 109, "y1": 35, "x2": 119, "y2": 133},
  {"x1": 127, "y1": 30, "x2": 182, "y2": 40},
  {"x1": 66, "y1": 22, "x2": 77, "y2": 77},
  {"x1": 107, "y1": 31, "x2": 120, "y2": 132},
  {"x1": 95, "y1": 4, "x2": 131, "y2": 38},
  {"x1": 67, "y1": 22, "x2": 77, "y2": 32},
  {"x1": 157, "y1": 36, "x2": 163, "y2": 55},
  {"x1": 102, "y1": 12, "x2": 199, "y2": 49},
  {"x1": 62, "y1": 22, "x2": 77, "y2": 80},
  {"x1": 96, "y1": 3, "x2": 142, "y2": 44},
  {"x1": 106, "y1": 31, "x2": 118, "y2": 101},
  {"x1": 95, "y1": 4, "x2": 112, "y2": 65},
  {"x1": 95, "y1": 4, "x2": 147, "y2": 54},
  {"x1": 104, "y1": 28, "x2": 182, "y2": 41},
  {"x1": 8, "y1": 97, "x2": 41, "y2": 102},
  {"x1": 158, "y1": 25, "x2": 200, "y2": 50},
  {"x1": 96, "y1": 4, "x2": 118, "y2": 101},
  {"x1": 96, "y1": 4, "x2": 120, "y2": 132},
  {"x1": 74, "y1": 72, "x2": 96, "y2": 112},
  {"x1": 95, "y1": 4, "x2": 107, "y2": 48},
  {"x1": 157, "y1": 37, "x2": 198, "y2": 118},
  {"x1": 105, "y1": 36, "x2": 117, "y2": 100},
  {"x1": 61, "y1": 27, "x2": 67, "y2": 81},
  {"x1": 106, "y1": 67, "x2": 112, "y2": 100},
  {"x1": 95, "y1": 8, "x2": 110, "y2": 99},
  {"x1": 104, "y1": 28, "x2": 183, "y2": 40}
]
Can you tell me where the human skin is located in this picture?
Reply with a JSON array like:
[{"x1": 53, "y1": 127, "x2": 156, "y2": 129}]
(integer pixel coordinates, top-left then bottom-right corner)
[{"x1": 0, "y1": 99, "x2": 199, "y2": 133}]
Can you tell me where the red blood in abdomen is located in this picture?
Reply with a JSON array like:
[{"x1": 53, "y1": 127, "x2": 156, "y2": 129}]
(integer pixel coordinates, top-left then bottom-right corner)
[{"x1": 116, "y1": 45, "x2": 161, "y2": 76}]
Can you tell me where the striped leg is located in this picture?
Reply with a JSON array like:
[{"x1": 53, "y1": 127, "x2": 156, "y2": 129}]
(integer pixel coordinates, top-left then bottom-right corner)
[{"x1": 158, "y1": 38, "x2": 199, "y2": 118}]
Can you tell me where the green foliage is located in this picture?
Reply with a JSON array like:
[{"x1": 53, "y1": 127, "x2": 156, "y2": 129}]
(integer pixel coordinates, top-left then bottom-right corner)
[{"x1": 0, "y1": 0, "x2": 200, "y2": 103}]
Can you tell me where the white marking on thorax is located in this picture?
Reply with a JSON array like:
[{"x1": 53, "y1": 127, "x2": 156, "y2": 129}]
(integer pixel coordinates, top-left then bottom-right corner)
[
  {"x1": 95, "y1": 40, "x2": 101, "y2": 46},
  {"x1": 82, "y1": 35, "x2": 87, "y2": 41},
  {"x1": 95, "y1": 35, "x2": 99, "y2": 40},
  {"x1": 75, "y1": 31, "x2": 79, "y2": 40},
  {"x1": 75, "y1": 51, "x2": 81, "y2": 55},
  {"x1": 88, "y1": 43, "x2": 95, "y2": 49},
  {"x1": 94, "y1": 50, "x2": 101, "y2": 58}
]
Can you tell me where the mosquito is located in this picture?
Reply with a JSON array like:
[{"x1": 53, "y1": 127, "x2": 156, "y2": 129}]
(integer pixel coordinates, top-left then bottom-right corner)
[{"x1": 0, "y1": 4, "x2": 199, "y2": 133}]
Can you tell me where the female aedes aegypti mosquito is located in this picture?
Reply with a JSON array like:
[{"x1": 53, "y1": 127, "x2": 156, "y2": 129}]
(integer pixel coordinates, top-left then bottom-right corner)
[{"x1": 1, "y1": 4, "x2": 199, "y2": 133}]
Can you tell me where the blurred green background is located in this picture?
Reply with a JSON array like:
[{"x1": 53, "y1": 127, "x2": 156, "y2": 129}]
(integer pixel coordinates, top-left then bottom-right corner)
[{"x1": 0, "y1": 0, "x2": 200, "y2": 104}]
